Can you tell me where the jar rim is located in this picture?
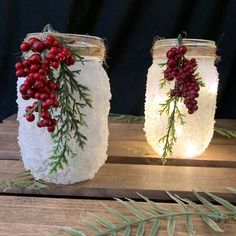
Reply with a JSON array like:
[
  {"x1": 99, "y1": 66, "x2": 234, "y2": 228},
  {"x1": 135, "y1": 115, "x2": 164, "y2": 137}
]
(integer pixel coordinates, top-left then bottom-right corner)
[
  {"x1": 26, "y1": 32, "x2": 105, "y2": 61},
  {"x1": 27, "y1": 32, "x2": 104, "y2": 42},
  {"x1": 154, "y1": 38, "x2": 216, "y2": 48}
]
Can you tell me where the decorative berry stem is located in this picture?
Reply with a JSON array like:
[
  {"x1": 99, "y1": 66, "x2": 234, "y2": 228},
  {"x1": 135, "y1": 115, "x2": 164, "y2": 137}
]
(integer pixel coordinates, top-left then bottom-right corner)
[
  {"x1": 158, "y1": 34, "x2": 204, "y2": 163},
  {"x1": 16, "y1": 25, "x2": 92, "y2": 172}
]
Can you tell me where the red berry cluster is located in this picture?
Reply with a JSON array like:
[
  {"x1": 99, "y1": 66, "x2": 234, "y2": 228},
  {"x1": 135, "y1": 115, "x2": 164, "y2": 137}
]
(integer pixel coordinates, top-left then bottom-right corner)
[
  {"x1": 164, "y1": 45, "x2": 200, "y2": 114},
  {"x1": 15, "y1": 35, "x2": 76, "y2": 132}
]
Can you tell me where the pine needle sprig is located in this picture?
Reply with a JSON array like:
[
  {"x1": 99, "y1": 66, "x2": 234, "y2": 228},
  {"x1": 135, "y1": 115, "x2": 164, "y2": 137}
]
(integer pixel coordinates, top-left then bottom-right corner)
[
  {"x1": 0, "y1": 171, "x2": 47, "y2": 191},
  {"x1": 214, "y1": 127, "x2": 236, "y2": 138},
  {"x1": 62, "y1": 188, "x2": 236, "y2": 236},
  {"x1": 108, "y1": 114, "x2": 236, "y2": 139},
  {"x1": 159, "y1": 96, "x2": 185, "y2": 164},
  {"x1": 49, "y1": 63, "x2": 92, "y2": 173}
]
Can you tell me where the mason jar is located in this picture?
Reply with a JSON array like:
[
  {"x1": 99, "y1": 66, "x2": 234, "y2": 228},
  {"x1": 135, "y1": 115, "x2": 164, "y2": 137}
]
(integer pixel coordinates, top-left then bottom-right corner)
[
  {"x1": 144, "y1": 39, "x2": 218, "y2": 159},
  {"x1": 17, "y1": 33, "x2": 111, "y2": 184}
]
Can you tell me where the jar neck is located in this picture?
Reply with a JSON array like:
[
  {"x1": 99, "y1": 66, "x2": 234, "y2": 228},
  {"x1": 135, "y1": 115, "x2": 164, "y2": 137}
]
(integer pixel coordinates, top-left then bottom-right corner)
[
  {"x1": 26, "y1": 32, "x2": 105, "y2": 62},
  {"x1": 152, "y1": 39, "x2": 217, "y2": 60}
]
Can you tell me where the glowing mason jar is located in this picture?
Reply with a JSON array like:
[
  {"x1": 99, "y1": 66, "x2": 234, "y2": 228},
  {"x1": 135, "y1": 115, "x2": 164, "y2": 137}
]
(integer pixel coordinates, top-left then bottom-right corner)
[
  {"x1": 17, "y1": 33, "x2": 111, "y2": 184},
  {"x1": 144, "y1": 39, "x2": 218, "y2": 159}
]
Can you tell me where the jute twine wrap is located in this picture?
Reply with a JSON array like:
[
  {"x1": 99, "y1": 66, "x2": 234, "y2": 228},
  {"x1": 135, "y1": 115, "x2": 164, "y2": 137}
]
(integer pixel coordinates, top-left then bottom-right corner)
[
  {"x1": 152, "y1": 39, "x2": 217, "y2": 60},
  {"x1": 26, "y1": 32, "x2": 105, "y2": 61}
]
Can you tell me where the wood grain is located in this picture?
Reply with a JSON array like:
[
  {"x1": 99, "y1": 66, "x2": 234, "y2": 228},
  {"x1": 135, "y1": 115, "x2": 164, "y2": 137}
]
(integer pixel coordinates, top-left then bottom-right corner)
[
  {"x1": 0, "y1": 195, "x2": 236, "y2": 236},
  {"x1": 0, "y1": 160, "x2": 235, "y2": 202},
  {"x1": 1, "y1": 115, "x2": 236, "y2": 168}
]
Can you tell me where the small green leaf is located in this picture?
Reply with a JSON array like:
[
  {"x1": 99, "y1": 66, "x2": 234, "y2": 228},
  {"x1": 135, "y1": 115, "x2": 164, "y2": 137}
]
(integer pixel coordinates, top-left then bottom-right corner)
[
  {"x1": 125, "y1": 198, "x2": 157, "y2": 217},
  {"x1": 89, "y1": 213, "x2": 116, "y2": 229},
  {"x1": 124, "y1": 226, "x2": 131, "y2": 236},
  {"x1": 167, "y1": 217, "x2": 175, "y2": 236},
  {"x1": 192, "y1": 191, "x2": 222, "y2": 214},
  {"x1": 202, "y1": 217, "x2": 224, "y2": 232},
  {"x1": 85, "y1": 222, "x2": 103, "y2": 233},
  {"x1": 136, "y1": 222, "x2": 145, "y2": 236},
  {"x1": 227, "y1": 187, "x2": 236, "y2": 195},
  {"x1": 100, "y1": 202, "x2": 131, "y2": 223},
  {"x1": 62, "y1": 227, "x2": 87, "y2": 236},
  {"x1": 206, "y1": 192, "x2": 236, "y2": 220},
  {"x1": 165, "y1": 191, "x2": 194, "y2": 235},
  {"x1": 137, "y1": 193, "x2": 170, "y2": 214},
  {"x1": 115, "y1": 198, "x2": 145, "y2": 219},
  {"x1": 149, "y1": 219, "x2": 160, "y2": 236}
]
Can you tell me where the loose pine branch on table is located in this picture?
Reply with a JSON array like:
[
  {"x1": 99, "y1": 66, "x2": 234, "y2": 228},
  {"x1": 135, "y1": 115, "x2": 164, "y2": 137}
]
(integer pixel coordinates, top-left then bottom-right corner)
[
  {"x1": 109, "y1": 114, "x2": 236, "y2": 138},
  {"x1": 0, "y1": 171, "x2": 47, "y2": 191},
  {"x1": 62, "y1": 188, "x2": 236, "y2": 236}
]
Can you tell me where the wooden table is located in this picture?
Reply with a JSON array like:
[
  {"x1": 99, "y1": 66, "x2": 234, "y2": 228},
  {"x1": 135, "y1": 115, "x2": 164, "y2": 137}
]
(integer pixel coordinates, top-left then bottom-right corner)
[{"x1": 0, "y1": 115, "x2": 236, "y2": 235}]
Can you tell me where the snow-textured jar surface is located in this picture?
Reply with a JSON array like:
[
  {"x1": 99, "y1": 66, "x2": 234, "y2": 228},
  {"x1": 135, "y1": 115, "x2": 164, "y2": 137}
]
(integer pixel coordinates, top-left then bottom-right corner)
[
  {"x1": 144, "y1": 39, "x2": 218, "y2": 158},
  {"x1": 17, "y1": 33, "x2": 111, "y2": 184}
]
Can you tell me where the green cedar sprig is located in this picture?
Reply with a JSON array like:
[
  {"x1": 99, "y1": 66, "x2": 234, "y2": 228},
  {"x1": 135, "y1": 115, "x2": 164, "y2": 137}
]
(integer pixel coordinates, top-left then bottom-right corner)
[{"x1": 49, "y1": 62, "x2": 92, "y2": 173}]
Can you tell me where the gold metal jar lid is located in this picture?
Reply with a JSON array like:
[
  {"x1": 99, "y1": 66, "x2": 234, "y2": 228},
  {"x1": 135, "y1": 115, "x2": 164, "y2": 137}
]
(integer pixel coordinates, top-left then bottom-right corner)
[
  {"x1": 26, "y1": 32, "x2": 105, "y2": 61},
  {"x1": 152, "y1": 39, "x2": 216, "y2": 59}
]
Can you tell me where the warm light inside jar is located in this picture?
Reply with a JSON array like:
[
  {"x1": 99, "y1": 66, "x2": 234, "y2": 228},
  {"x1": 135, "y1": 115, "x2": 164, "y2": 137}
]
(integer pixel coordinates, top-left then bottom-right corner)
[{"x1": 144, "y1": 39, "x2": 219, "y2": 159}]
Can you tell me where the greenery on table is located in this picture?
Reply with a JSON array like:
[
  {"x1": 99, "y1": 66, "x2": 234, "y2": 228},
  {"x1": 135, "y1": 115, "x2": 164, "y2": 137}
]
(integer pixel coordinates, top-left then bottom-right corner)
[
  {"x1": 0, "y1": 171, "x2": 47, "y2": 191},
  {"x1": 109, "y1": 113, "x2": 236, "y2": 138},
  {"x1": 62, "y1": 188, "x2": 236, "y2": 236}
]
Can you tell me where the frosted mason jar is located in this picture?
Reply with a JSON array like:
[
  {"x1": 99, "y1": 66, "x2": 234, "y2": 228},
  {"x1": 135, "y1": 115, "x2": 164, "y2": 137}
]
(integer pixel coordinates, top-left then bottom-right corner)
[
  {"x1": 144, "y1": 39, "x2": 218, "y2": 159},
  {"x1": 17, "y1": 33, "x2": 111, "y2": 184}
]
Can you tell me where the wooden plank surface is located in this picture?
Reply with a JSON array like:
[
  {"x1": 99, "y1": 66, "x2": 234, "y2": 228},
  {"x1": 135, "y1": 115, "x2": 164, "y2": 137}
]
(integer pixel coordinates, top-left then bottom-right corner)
[
  {"x1": 0, "y1": 195, "x2": 236, "y2": 236},
  {"x1": 1, "y1": 115, "x2": 236, "y2": 168},
  {"x1": 0, "y1": 160, "x2": 235, "y2": 202}
]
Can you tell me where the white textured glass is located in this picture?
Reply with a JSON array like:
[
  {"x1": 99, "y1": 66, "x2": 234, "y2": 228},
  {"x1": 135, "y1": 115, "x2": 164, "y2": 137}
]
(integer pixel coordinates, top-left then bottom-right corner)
[
  {"x1": 144, "y1": 39, "x2": 218, "y2": 158},
  {"x1": 17, "y1": 35, "x2": 111, "y2": 184}
]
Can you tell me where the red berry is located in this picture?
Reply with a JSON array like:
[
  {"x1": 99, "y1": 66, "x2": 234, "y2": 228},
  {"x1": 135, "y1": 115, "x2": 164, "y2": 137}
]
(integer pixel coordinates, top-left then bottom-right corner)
[
  {"x1": 167, "y1": 59, "x2": 176, "y2": 68},
  {"x1": 53, "y1": 100, "x2": 60, "y2": 108},
  {"x1": 35, "y1": 92, "x2": 41, "y2": 99},
  {"x1": 52, "y1": 62, "x2": 59, "y2": 68},
  {"x1": 34, "y1": 80, "x2": 43, "y2": 89},
  {"x1": 166, "y1": 49, "x2": 176, "y2": 59},
  {"x1": 50, "y1": 47, "x2": 58, "y2": 55},
  {"x1": 16, "y1": 69, "x2": 24, "y2": 77},
  {"x1": 20, "y1": 84, "x2": 28, "y2": 95},
  {"x1": 188, "y1": 110, "x2": 194, "y2": 114},
  {"x1": 33, "y1": 73, "x2": 40, "y2": 80},
  {"x1": 47, "y1": 126, "x2": 55, "y2": 132},
  {"x1": 30, "y1": 64, "x2": 39, "y2": 73},
  {"x1": 45, "y1": 98, "x2": 54, "y2": 107},
  {"x1": 46, "y1": 35, "x2": 55, "y2": 42},
  {"x1": 50, "y1": 93, "x2": 56, "y2": 99},
  {"x1": 37, "y1": 121, "x2": 43, "y2": 128},
  {"x1": 30, "y1": 54, "x2": 42, "y2": 64},
  {"x1": 68, "y1": 57, "x2": 75, "y2": 65},
  {"x1": 22, "y1": 59, "x2": 31, "y2": 68},
  {"x1": 41, "y1": 112, "x2": 49, "y2": 119},
  {"x1": 27, "y1": 37, "x2": 39, "y2": 47},
  {"x1": 23, "y1": 68, "x2": 30, "y2": 76},
  {"x1": 32, "y1": 40, "x2": 45, "y2": 52},
  {"x1": 26, "y1": 114, "x2": 35, "y2": 122},
  {"x1": 26, "y1": 88, "x2": 35, "y2": 98},
  {"x1": 22, "y1": 95, "x2": 30, "y2": 100},
  {"x1": 43, "y1": 39, "x2": 53, "y2": 49},
  {"x1": 52, "y1": 40, "x2": 61, "y2": 48},
  {"x1": 178, "y1": 45, "x2": 187, "y2": 55},
  {"x1": 40, "y1": 93, "x2": 49, "y2": 101},
  {"x1": 20, "y1": 42, "x2": 30, "y2": 52},
  {"x1": 25, "y1": 106, "x2": 32, "y2": 112},
  {"x1": 15, "y1": 62, "x2": 23, "y2": 70}
]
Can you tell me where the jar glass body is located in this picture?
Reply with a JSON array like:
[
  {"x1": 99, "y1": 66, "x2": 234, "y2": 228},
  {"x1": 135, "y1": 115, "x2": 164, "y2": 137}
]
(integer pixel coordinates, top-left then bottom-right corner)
[
  {"x1": 144, "y1": 39, "x2": 218, "y2": 158},
  {"x1": 17, "y1": 33, "x2": 111, "y2": 184}
]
